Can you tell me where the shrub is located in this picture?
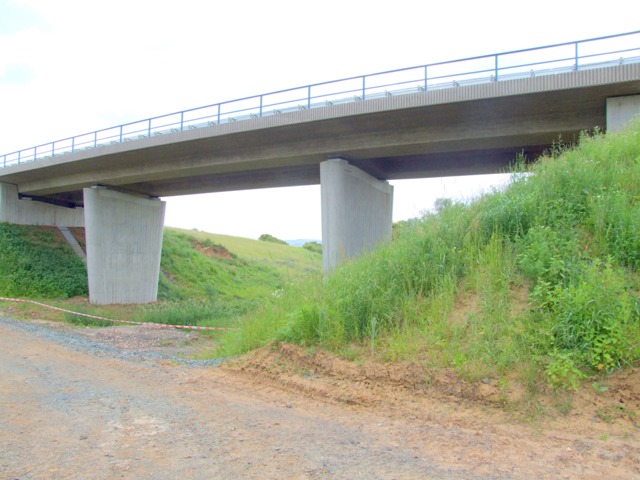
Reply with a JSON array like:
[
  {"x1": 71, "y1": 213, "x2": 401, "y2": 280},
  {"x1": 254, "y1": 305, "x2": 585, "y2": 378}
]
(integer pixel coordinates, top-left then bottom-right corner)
[
  {"x1": 258, "y1": 233, "x2": 288, "y2": 245},
  {"x1": 532, "y1": 260, "x2": 636, "y2": 372},
  {"x1": 302, "y1": 241, "x2": 322, "y2": 254}
]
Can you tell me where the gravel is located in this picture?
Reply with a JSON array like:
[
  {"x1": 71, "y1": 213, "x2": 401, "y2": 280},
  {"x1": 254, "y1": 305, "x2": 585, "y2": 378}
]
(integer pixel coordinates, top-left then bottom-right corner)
[{"x1": 0, "y1": 316, "x2": 227, "y2": 367}]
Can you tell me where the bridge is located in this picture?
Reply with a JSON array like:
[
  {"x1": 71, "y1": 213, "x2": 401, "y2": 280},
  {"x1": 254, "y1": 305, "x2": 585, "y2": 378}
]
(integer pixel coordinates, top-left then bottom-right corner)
[{"x1": 1, "y1": 31, "x2": 640, "y2": 304}]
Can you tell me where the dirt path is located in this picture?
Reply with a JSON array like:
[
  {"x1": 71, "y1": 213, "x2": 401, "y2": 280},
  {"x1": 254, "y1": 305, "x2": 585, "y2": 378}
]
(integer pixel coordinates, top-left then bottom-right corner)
[{"x1": 1, "y1": 318, "x2": 639, "y2": 479}]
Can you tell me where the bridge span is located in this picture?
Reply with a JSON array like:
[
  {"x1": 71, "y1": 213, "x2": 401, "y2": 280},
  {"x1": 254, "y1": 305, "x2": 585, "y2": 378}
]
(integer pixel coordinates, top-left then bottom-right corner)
[{"x1": 1, "y1": 32, "x2": 640, "y2": 304}]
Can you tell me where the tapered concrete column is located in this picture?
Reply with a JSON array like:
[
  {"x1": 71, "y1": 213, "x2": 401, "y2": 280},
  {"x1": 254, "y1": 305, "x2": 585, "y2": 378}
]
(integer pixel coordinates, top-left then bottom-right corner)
[
  {"x1": 0, "y1": 182, "x2": 83, "y2": 226},
  {"x1": 84, "y1": 186, "x2": 165, "y2": 305},
  {"x1": 607, "y1": 95, "x2": 640, "y2": 132},
  {"x1": 321, "y1": 159, "x2": 393, "y2": 272}
]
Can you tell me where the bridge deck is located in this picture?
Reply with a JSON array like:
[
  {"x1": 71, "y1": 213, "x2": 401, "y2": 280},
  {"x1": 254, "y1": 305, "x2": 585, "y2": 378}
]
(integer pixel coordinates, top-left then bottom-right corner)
[{"x1": 1, "y1": 61, "x2": 639, "y2": 206}]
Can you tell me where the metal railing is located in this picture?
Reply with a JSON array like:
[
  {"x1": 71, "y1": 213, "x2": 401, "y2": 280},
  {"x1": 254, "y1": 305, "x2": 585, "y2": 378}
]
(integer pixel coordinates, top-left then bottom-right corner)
[{"x1": 2, "y1": 30, "x2": 639, "y2": 169}]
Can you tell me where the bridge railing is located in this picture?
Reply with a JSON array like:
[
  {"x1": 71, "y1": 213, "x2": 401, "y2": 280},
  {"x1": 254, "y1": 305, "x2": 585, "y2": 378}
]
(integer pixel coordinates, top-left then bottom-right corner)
[{"x1": 2, "y1": 30, "x2": 640, "y2": 169}]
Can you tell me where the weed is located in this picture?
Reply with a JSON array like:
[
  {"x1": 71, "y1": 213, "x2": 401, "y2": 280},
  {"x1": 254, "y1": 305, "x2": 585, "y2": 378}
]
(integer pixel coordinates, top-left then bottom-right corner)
[
  {"x1": 592, "y1": 382, "x2": 609, "y2": 394},
  {"x1": 545, "y1": 351, "x2": 586, "y2": 391}
]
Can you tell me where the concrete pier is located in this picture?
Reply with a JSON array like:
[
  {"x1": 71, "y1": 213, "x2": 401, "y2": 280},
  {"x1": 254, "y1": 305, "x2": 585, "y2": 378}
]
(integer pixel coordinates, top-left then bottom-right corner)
[
  {"x1": 0, "y1": 182, "x2": 83, "y2": 226},
  {"x1": 320, "y1": 159, "x2": 393, "y2": 272},
  {"x1": 84, "y1": 186, "x2": 165, "y2": 305},
  {"x1": 607, "y1": 95, "x2": 640, "y2": 132}
]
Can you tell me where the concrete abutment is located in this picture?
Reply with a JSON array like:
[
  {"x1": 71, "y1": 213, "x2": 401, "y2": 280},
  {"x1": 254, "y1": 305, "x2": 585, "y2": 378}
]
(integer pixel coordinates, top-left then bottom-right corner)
[
  {"x1": 607, "y1": 95, "x2": 640, "y2": 132},
  {"x1": 0, "y1": 182, "x2": 84, "y2": 226},
  {"x1": 84, "y1": 186, "x2": 165, "y2": 305},
  {"x1": 320, "y1": 158, "x2": 393, "y2": 272}
]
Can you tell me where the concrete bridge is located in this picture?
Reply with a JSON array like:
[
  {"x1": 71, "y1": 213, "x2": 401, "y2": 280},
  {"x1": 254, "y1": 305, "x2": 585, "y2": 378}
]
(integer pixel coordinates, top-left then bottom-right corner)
[{"x1": 1, "y1": 32, "x2": 640, "y2": 304}]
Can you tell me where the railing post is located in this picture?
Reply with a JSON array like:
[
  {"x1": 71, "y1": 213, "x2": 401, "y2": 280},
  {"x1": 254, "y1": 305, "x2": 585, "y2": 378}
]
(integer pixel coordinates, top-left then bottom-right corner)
[
  {"x1": 180, "y1": 112, "x2": 184, "y2": 131},
  {"x1": 94, "y1": 132, "x2": 97, "y2": 148},
  {"x1": 119, "y1": 126, "x2": 123, "y2": 143},
  {"x1": 424, "y1": 65, "x2": 428, "y2": 91},
  {"x1": 148, "y1": 120, "x2": 151, "y2": 138},
  {"x1": 362, "y1": 76, "x2": 366, "y2": 100},
  {"x1": 574, "y1": 42, "x2": 579, "y2": 70},
  {"x1": 33, "y1": 147, "x2": 36, "y2": 162},
  {"x1": 307, "y1": 86, "x2": 311, "y2": 110},
  {"x1": 18, "y1": 150, "x2": 21, "y2": 164},
  {"x1": 259, "y1": 95, "x2": 263, "y2": 117},
  {"x1": 494, "y1": 54, "x2": 499, "y2": 81},
  {"x1": 52, "y1": 142, "x2": 55, "y2": 158},
  {"x1": 217, "y1": 104, "x2": 221, "y2": 124},
  {"x1": 72, "y1": 136, "x2": 75, "y2": 152}
]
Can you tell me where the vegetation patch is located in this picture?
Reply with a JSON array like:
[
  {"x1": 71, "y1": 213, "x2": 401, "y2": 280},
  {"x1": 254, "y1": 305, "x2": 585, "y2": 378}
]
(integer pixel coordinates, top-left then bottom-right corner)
[
  {"x1": 150, "y1": 228, "x2": 321, "y2": 329},
  {"x1": 0, "y1": 224, "x2": 321, "y2": 333},
  {"x1": 217, "y1": 121, "x2": 640, "y2": 401},
  {"x1": 0, "y1": 223, "x2": 87, "y2": 299}
]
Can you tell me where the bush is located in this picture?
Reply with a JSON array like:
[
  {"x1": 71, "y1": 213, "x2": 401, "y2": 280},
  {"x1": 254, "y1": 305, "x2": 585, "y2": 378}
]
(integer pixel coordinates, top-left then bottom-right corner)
[
  {"x1": 258, "y1": 234, "x2": 288, "y2": 245},
  {"x1": 532, "y1": 260, "x2": 636, "y2": 372},
  {"x1": 302, "y1": 241, "x2": 322, "y2": 254}
]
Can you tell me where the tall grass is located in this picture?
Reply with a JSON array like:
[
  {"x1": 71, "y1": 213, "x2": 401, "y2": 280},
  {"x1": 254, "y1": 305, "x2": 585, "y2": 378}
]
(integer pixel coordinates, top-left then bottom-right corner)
[
  {"x1": 118, "y1": 300, "x2": 241, "y2": 336},
  {"x1": 217, "y1": 121, "x2": 640, "y2": 388}
]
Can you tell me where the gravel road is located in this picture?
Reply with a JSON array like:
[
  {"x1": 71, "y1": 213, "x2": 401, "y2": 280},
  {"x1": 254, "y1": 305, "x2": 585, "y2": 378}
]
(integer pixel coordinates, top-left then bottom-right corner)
[
  {"x1": 0, "y1": 317, "x2": 465, "y2": 479},
  {"x1": 1, "y1": 316, "x2": 639, "y2": 479}
]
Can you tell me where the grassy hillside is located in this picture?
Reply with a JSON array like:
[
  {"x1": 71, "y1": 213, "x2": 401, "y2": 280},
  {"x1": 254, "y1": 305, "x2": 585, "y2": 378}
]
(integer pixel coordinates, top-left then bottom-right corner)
[
  {"x1": 0, "y1": 224, "x2": 321, "y2": 328},
  {"x1": 217, "y1": 122, "x2": 640, "y2": 393},
  {"x1": 149, "y1": 228, "x2": 321, "y2": 327}
]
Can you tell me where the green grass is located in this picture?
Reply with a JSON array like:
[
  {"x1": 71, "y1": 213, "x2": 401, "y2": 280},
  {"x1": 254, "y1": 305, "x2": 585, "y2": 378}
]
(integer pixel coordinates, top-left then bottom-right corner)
[
  {"x1": 153, "y1": 228, "x2": 321, "y2": 328},
  {"x1": 0, "y1": 224, "x2": 321, "y2": 331},
  {"x1": 216, "y1": 121, "x2": 640, "y2": 390},
  {"x1": 175, "y1": 228, "x2": 321, "y2": 280},
  {"x1": 0, "y1": 225, "x2": 88, "y2": 298}
]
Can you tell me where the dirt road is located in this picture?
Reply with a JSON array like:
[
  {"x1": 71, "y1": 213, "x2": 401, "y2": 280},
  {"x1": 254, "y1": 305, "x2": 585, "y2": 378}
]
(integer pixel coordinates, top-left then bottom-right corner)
[{"x1": 1, "y1": 317, "x2": 639, "y2": 479}]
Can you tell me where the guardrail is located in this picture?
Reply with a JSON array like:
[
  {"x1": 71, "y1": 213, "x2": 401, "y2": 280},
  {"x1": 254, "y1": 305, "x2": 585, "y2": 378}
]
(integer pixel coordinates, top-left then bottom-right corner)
[{"x1": 2, "y1": 30, "x2": 640, "y2": 169}]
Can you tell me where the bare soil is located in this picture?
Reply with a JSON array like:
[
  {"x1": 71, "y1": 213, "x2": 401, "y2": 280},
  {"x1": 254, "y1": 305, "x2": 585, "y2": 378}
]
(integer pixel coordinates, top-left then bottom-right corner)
[{"x1": 1, "y1": 317, "x2": 639, "y2": 479}]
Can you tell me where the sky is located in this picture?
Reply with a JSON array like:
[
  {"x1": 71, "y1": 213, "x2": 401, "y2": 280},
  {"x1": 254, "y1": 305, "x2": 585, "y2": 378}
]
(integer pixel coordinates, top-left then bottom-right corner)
[{"x1": 1, "y1": 0, "x2": 637, "y2": 240}]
